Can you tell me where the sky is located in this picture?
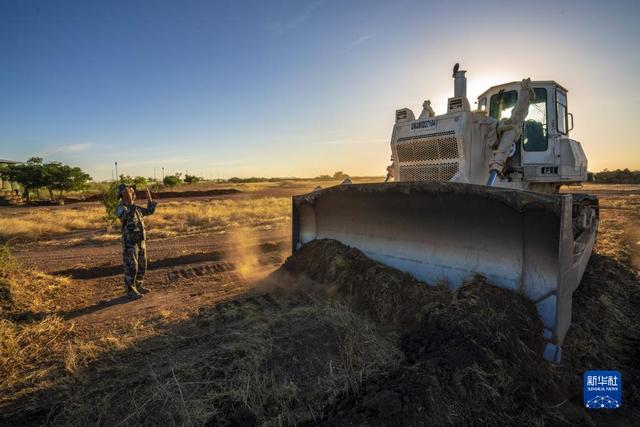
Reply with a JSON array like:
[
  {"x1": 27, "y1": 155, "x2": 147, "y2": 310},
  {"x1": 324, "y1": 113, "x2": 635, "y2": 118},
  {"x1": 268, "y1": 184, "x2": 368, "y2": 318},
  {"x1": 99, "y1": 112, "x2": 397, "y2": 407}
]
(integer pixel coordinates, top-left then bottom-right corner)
[{"x1": 1, "y1": 0, "x2": 639, "y2": 180}]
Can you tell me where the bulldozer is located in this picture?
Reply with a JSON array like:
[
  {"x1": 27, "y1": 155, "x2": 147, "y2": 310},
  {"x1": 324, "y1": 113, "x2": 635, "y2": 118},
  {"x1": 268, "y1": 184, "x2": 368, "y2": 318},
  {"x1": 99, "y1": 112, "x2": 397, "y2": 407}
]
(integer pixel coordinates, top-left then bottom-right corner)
[{"x1": 292, "y1": 64, "x2": 599, "y2": 362}]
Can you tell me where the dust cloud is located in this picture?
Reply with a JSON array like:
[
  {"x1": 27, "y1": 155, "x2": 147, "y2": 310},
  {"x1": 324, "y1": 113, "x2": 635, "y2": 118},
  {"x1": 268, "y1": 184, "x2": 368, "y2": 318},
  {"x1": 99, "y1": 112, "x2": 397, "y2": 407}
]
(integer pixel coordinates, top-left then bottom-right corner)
[{"x1": 226, "y1": 228, "x2": 267, "y2": 282}]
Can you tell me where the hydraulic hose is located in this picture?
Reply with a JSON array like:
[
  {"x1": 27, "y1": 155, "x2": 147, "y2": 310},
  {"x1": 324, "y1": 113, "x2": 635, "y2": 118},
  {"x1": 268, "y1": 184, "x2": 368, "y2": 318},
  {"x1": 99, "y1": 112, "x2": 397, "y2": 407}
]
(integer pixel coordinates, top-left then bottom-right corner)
[{"x1": 487, "y1": 170, "x2": 498, "y2": 186}]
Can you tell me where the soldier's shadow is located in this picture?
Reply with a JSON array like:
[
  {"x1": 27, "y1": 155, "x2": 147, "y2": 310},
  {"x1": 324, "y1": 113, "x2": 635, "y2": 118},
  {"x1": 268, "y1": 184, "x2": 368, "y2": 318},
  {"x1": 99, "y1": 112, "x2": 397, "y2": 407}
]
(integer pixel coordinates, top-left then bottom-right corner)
[
  {"x1": 10, "y1": 296, "x2": 135, "y2": 323},
  {"x1": 61, "y1": 295, "x2": 135, "y2": 320}
]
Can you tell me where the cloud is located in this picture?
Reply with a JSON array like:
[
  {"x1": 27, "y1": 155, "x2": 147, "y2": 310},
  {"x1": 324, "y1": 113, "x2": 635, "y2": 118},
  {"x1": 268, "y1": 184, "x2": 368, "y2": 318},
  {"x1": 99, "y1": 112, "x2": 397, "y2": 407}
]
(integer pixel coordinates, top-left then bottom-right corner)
[
  {"x1": 267, "y1": 0, "x2": 324, "y2": 34},
  {"x1": 312, "y1": 138, "x2": 388, "y2": 146},
  {"x1": 343, "y1": 34, "x2": 375, "y2": 53},
  {"x1": 40, "y1": 143, "x2": 91, "y2": 156}
]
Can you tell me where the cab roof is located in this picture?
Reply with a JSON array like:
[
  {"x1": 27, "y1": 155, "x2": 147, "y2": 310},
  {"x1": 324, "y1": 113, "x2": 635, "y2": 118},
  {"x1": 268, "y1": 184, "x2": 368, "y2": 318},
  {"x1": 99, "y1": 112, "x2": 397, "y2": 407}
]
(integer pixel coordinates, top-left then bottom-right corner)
[{"x1": 477, "y1": 80, "x2": 568, "y2": 100}]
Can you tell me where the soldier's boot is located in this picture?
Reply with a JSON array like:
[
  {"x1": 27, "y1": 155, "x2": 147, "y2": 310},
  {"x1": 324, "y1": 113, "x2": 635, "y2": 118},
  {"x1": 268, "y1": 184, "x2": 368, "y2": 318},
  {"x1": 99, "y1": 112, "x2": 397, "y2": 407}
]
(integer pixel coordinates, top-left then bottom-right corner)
[
  {"x1": 126, "y1": 286, "x2": 143, "y2": 300},
  {"x1": 136, "y1": 282, "x2": 151, "y2": 294}
]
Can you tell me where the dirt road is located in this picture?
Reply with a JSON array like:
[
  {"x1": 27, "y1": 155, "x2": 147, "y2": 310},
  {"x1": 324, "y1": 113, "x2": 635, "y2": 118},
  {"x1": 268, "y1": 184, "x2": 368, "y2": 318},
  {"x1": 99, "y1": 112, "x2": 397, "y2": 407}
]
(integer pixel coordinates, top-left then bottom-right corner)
[{"x1": 14, "y1": 226, "x2": 290, "y2": 331}]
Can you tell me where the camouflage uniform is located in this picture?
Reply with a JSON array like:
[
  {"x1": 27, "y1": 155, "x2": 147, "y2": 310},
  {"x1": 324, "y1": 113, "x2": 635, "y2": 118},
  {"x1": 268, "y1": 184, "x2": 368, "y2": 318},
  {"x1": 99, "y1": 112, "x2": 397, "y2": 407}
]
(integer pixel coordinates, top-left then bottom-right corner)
[{"x1": 116, "y1": 199, "x2": 157, "y2": 296}]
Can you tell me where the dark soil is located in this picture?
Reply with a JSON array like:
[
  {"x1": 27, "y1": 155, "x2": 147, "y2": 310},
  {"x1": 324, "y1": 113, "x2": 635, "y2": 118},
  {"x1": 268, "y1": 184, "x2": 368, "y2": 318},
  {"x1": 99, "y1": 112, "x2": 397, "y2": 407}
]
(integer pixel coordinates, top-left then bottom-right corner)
[
  {"x1": 285, "y1": 239, "x2": 640, "y2": 427},
  {"x1": 284, "y1": 238, "x2": 449, "y2": 326}
]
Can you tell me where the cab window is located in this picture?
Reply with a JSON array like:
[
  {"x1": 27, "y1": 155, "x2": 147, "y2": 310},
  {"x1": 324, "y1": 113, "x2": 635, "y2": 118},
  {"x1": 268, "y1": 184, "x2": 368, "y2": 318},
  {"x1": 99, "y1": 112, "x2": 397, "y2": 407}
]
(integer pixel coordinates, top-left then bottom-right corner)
[
  {"x1": 490, "y1": 88, "x2": 548, "y2": 152},
  {"x1": 490, "y1": 90, "x2": 517, "y2": 120},
  {"x1": 478, "y1": 97, "x2": 487, "y2": 112},
  {"x1": 556, "y1": 90, "x2": 568, "y2": 134},
  {"x1": 523, "y1": 88, "x2": 548, "y2": 151}
]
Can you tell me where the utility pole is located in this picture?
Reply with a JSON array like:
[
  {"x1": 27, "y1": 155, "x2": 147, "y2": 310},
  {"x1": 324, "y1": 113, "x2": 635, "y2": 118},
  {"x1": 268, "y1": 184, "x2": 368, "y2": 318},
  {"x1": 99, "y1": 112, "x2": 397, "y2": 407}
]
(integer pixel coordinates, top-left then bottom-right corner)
[{"x1": 115, "y1": 162, "x2": 119, "y2": 183}]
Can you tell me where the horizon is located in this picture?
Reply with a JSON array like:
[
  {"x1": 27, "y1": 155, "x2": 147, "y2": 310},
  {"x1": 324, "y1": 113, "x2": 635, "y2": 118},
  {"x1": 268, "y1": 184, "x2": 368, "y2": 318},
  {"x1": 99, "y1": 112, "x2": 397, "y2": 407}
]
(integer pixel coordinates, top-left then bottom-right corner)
[{"x1": 2, "y1": 0, "x2": 639, "y2": 180}]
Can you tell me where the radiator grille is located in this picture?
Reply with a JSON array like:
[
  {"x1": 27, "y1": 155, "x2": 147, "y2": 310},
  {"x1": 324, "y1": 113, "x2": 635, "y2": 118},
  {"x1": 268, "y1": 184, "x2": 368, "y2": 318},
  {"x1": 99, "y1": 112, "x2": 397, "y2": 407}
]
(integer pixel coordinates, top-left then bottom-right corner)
[
  {"x1": 396, "y1": 133, "x2": 458, "y2": 163},
  {"x1": 395, "y1": 130, "x2": 460, "y2": 182},
  {"x1": 400, "y1": 163, "x2": 459, "y2": 182}
]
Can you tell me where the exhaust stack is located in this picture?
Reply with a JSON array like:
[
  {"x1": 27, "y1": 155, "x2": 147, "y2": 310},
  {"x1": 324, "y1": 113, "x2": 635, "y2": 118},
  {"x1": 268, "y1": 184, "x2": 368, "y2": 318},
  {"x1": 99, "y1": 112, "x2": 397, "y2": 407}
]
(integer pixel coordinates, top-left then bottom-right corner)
[{"x1": 453, "y1": 63, "x2": 467, "y2": 98}]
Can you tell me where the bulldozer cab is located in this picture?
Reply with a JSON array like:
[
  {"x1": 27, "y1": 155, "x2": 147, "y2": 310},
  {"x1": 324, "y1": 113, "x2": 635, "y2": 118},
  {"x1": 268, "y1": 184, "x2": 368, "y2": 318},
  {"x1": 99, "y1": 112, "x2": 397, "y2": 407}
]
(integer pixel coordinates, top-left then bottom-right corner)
[{"x1": 478, "y1": 82, "x2": 582, "y2": 186}]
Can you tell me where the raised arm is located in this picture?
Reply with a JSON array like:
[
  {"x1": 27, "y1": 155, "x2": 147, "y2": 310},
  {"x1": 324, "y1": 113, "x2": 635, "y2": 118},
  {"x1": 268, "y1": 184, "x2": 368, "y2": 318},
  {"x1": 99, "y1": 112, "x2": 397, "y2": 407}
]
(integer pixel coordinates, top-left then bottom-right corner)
[
  {"x1": 139, "y1": 202, "x2": 157, "y2": 216},
  {"x1": 139, "y1": 188, "x2": 157, "y2": 215}
]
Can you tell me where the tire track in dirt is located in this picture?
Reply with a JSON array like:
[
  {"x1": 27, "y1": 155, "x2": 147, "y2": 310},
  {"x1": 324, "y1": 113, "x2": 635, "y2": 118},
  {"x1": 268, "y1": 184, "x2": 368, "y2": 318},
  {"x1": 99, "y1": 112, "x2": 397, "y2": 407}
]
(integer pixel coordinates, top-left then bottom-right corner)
[
  {"x1": 15, "y1": 228, "x2": 289, "y2": 272},
  {"x1": 51, "y1": 241, "x2": 287, "y2": 280}
]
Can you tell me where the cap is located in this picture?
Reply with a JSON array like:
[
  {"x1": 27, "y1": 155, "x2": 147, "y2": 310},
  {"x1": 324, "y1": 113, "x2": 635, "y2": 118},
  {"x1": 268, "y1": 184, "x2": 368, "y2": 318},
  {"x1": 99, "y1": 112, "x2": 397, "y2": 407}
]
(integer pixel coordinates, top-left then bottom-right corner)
[{"x1": 116, "y1": 184, "x2": 137, "y2": 199}]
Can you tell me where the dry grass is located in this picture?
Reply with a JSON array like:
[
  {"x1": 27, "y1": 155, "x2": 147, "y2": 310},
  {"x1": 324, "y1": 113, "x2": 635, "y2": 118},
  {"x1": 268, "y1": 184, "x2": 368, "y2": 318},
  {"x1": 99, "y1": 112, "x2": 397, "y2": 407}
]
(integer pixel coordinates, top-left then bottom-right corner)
[
  {"x1": 0, "y1": 245, "x2": 72, "y2": 314},
  {"x1": 0, "y1": 206, "x2": 103, "y2": 241},
  {"x1": 0, "y1": 197, "x2": 290, "y2": 242},
  {"x1": 0, "y1": 246, "x2": 162, "y2": 409},
  {"x1": 50, "y1": 286, "x2": 397, "y2": 426},
  {"x1": 146, "y1": 197, "x2": 290, "y2": 238},
  {"x1": 0, "y1": 246, "x2": 74, "y2": 405}
]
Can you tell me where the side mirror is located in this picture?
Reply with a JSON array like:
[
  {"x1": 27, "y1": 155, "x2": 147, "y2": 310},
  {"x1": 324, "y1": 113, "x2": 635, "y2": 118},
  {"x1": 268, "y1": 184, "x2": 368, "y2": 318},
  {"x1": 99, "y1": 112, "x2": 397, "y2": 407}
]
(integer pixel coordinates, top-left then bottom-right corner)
[{"x1": 568, "y1": 112, "x2": 574, "y2": 132}]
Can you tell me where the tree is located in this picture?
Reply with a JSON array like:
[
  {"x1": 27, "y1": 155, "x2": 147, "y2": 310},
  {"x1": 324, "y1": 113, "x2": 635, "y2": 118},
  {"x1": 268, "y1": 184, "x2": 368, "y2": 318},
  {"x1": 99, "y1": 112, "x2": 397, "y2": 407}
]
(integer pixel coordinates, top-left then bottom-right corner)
[
  {"x1": 133, "y1": 176, "x2": 147, "y2": 186},
  {"x1": 0, "y1": 157, "x2": 47, "y2": 201},
  {"x1": 119, "y1": 175, "x2": 134, "y2": 185},
  {"x1": 184, "y1": 174, "x2": 202, "y2": 184},
  {"x1": 43, "y1": 162, "x2": 92, "y2": 201},
  {"x1": 333, "y1": 171, "x2": 349, "y2": 180},
  {"x1": 163, "y1": 174, "x2": 181, "y2": 187}
]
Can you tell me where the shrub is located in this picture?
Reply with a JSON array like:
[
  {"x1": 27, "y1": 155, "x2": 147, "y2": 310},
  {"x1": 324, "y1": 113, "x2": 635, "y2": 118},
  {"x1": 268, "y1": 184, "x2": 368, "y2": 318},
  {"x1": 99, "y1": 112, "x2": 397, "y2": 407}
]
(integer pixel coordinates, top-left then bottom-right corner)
[
  {"x1": 101, "y1": 182, "x2": 120, "y2": 225},
  {"x1": 184, "y1": 174, "x2": 202, "y2": 184},
  {"x1": 163, "y1": 175, "x2": 181, "y2": 187}
]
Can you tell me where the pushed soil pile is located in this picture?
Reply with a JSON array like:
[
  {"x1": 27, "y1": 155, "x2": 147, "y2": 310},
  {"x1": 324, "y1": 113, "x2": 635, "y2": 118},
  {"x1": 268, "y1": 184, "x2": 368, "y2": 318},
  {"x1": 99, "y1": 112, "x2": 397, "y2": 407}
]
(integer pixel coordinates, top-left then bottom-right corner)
[
  {"x1": 285, "y1": 239, "x2": 640, "y2": 426},
  {"x1": 321, "y1": 281, "x2": 556, "y2": 426},
  {"x1": 284, "y1": 238, "x2": 449, "y2": 326}
]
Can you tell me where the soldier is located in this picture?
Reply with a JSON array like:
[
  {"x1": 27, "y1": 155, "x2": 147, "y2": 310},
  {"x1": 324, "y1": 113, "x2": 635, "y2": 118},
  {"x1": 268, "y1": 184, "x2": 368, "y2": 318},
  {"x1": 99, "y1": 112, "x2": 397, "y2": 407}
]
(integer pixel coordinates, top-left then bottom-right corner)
[{"x1": 116, "y1": 184, "x2": 158, "y2": 299}]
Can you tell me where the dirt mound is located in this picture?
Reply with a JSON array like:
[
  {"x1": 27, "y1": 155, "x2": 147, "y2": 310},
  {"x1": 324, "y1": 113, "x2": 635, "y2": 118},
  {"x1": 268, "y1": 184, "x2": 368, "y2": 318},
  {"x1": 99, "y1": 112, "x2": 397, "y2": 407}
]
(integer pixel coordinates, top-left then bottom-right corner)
[
  {"x1": 283, "y1": 240, "x2": 595, "y2": 426},
  {"x1": 320, "y1": 281, "x2": 557, "y2": 426},
  {"x1": 140, "y1": 188, "x2": 242, "y2": 199},
  {"x1": 284, "y1": 239, "x2": 449, "y2": 326}
]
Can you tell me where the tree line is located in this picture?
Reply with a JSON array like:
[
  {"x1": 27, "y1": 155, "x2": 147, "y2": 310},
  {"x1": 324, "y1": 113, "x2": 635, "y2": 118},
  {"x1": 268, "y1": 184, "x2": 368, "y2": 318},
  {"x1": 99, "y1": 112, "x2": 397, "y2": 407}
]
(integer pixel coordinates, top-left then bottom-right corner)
[
  {"x1": 0, "y1": 157, "x2": 91, "y2": 201},
  {"x1": 591, "y1": 169, "x2": 640, "y2": 184}
]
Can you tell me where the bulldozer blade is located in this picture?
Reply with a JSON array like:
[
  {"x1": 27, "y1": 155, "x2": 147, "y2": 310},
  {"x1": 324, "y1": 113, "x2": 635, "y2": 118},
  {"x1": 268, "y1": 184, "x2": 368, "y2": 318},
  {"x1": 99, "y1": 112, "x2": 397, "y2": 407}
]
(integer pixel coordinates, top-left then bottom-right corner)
[{"x1": 292, "y1": 182, "x2": 598, "y2": 362}]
